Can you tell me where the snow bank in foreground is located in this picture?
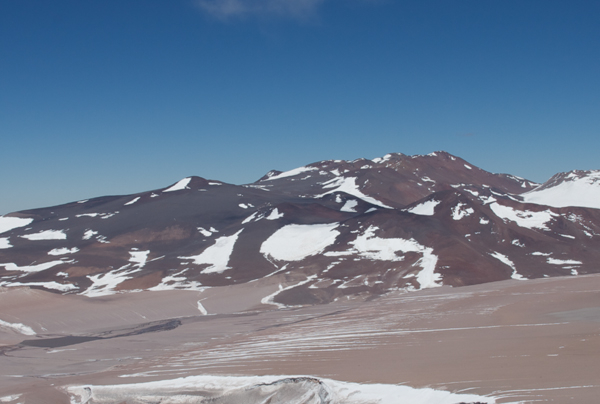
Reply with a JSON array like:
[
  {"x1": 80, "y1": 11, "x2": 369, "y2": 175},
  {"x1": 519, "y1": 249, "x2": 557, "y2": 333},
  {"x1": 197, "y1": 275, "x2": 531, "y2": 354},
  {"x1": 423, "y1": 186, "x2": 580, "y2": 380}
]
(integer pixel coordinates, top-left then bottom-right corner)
[
  {"x1": 67, "y1": 375, "x2": 497, "y2": 404},
  {"x1": 260, "y1": 223, "x2": 339, "y2": 261},
  {"x1": 0, "y1": 318, "x2": 36, "y2": 335},
  {"x1": 0, "y1": 216, "x2": 34, "y2": 235}
]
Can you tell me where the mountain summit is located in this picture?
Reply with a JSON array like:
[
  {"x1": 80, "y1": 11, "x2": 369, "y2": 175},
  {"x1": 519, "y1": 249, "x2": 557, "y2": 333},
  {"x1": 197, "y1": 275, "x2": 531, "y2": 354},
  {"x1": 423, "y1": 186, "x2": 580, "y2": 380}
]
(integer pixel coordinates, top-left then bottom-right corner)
[{"x1": 1, "y1": 152, "x2": 599, "y2": 305}]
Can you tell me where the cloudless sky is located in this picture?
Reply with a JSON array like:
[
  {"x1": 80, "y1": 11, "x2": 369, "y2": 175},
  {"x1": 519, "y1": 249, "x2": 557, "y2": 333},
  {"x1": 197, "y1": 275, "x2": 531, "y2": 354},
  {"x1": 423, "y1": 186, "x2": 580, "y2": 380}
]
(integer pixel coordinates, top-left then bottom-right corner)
[{"x1": 1, "y1": 0, "x2": 599, "y2": 214}]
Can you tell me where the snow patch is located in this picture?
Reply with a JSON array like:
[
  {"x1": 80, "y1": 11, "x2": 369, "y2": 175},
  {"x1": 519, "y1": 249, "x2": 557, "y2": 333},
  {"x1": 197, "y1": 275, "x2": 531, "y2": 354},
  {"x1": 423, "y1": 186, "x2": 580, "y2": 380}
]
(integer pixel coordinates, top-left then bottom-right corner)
[
  {"x1": 353, "y1": 226, "x2": 440, "y2": 289},
  {"x1": 490, "y1": 252, "x2": 525, "y2": 280},
  {"x1": 0, "y1": 260, "x2": 71, "y2": 273},
  {"x1": 179, "y1": 230, "x2": 243, "y2": 274},
  {"x1": 0, "y1": 319, "x2": 36, "y2": 336},
  {"x1": 406, "y1": 200, "x2": 440, "y2": 216},
  {"x1": 48, "y1": 247, "x2": 80, "y2": 256},
  {"x1": 264, "y1": 166, "x2": 319, "y2": 181},
  {"x1": 124, "y1": 197, "x2": 141, "y2": 206},
  {"x1": 490, "y1": 202, "x2": 557, "y2": 230},
  {"x1": 163, "y1": 177, "x2": 192, "y2": 192},
  {"x1": 265, "y1": 208, "x2": 284, "y2": 220},
  {"x1": 0, "y1": 216, "x2": 34, "y2": 235},
  {"x1": 260, "y1": 223, "x2": 339, "y2": 262},
  {"x1": 197, "y1": 300, "x2": 208, "y2": 315},
  {"x1": 451, "y1": 202, "x2": 474, "y2": 220},
  {"x1": 20, "y1": 229, "x2": 67, "y2": 240},
  {"x1": 547, "y1": 258, "x2": 582, "y2": 265},
  {"x1": 340, "y1": 200, "x2": 358, "y2": 212},
  {"x1": 129, "y1": 250, "x2": 150, "y2": 268},
  {"x1": 83, "y1": 229, "x2": 98, "y2": 240},
  {"x1": 318, "y1": 177, "x2": 393, "y2": 209},
  {"x1": 0, "y1": 238, "x2": 11, "y2": 249},
  {"x1": 0, "y1": 281, "x2": 77, "y2": 292}
]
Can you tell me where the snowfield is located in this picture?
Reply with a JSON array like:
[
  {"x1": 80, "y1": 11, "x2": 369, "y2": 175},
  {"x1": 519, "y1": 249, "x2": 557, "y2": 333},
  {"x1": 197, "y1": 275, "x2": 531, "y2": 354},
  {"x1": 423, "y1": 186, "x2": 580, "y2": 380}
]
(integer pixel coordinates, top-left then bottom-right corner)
[
  {"x1": 260, "y1": 223, "x2": 340, "y2": 262},
  {"x1": 67, "y1": 375, "x2": 497, "y2": 404}
]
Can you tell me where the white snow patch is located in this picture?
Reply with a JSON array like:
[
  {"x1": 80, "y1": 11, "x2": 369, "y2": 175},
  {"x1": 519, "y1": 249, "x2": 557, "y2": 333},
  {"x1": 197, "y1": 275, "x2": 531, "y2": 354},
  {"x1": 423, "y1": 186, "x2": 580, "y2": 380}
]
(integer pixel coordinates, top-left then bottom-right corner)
[
  {"x1": 129, "y1": 250, "x2": 150, "y2": 268},
  {"x1": 83, "y1": 229, "x2": 98, "y2": 240},
  {"x1": 241, "y1": 212, "x2": 261, "y2": 224},
  {"x1": 82, "y1": 263, "x2": 145, "y2": 297},
  {"x1": 340, "y1": 200, "x2": 358, "y2": 212},
  {"x1": 559, "y1": 234, "x2": 576, "y2": 239},
  {"x1": 318, "y1": 177, "x2": 393, "y2": 209},
  {"x1": 261, "y1": 276, "x2": 318, "y2": 308},
  {"x1": 451, "y1": 202, "x2": 474, "y2": 220},
  {"x1": 0, "y1": 319, "x2": 36, "y2": 336},
  {"x1": 197, "y1": 300, "x2": 208, "y2": 315},
  {"x1": 163, "y1": 177, "x2": 192, "y2": 192},
  {"x1": 479, "y1": 217, "x2": 490, "y2": 225},
  {"x1": 0, "y1": 216, "x2": 34, "y2": 235},
  {"x1": 48, "y1": 247, "x2": 80, "y2": 256},
  {"x1": 198, "y1": 227, "x2": 213, "y2": 237},
  {"x1": 350, "y1": 226, "x2": 441, "y2": 289},
  {"x1": 531, "y1": 252, "x2": 551, "y2": 256},
  {"x1": 179, "y1": 230, "x2": 243, "y2": 274},
  {"x1": 490, "y1": 252, "x2": 525, "y2": 280},
  {"x1": 0, "y1": 238, "x2": 11, "y2": 249},
  {"x1": 547, "y1": 258, "x2": 582, "y2": 265},
  {"x1": 464, "y1": 164, "x2": 472, "y2": 170},
  {"x1": 406, "y1": 200, "x2": 440, "y2": 216},
  {"x1": 571, "y1": 269, "x2": 579, "y2": 275},
  {"x1": 238, "y1": 203, "x2": 249, "y2": 209},
  {"x1": 20, "y1": 229, "x2": 67, "y2": 240},
  {"x1": 264, "y1": 166, "x2": 319, "y2": 181},
  {"x1": 0, "y1": 260, "x2": 70, "y2": 273},
  {"x1": 0, "y1": 280, "x2": 77, "y2": 292},
  {"x1": 0, "y1": 394, "x2": 22, "y2": 403},
  {"x1": 148, "y1": 269, "x2": 205, "y2": 292},
  {"x1": 490, "y1": 202, "x2": 557, "y2": 230},
  {"x1": 260, "y1": 223, "x2": 339, "y2": 262},
  {"x1": 124, "y1": 197, "x2": 141, "y2": 206},
  {"x1": 265, "y1": 208, "x2": 284, "y2": 220}
]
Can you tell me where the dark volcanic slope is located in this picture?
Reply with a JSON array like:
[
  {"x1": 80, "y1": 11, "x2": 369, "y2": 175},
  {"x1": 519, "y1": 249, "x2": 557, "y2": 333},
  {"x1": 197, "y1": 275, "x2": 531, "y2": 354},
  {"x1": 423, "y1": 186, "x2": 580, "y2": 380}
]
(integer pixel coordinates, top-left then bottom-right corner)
[{"x1": 1, "y1": 152, "x2": 599, "y2": 305}]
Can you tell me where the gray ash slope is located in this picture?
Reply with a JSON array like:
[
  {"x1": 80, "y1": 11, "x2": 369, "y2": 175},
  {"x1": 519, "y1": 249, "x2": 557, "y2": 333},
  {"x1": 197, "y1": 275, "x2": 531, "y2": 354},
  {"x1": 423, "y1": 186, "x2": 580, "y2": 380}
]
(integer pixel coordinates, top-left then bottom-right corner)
[{"x1": 1, "y1": 151, "x2": 599, "y2": 305}]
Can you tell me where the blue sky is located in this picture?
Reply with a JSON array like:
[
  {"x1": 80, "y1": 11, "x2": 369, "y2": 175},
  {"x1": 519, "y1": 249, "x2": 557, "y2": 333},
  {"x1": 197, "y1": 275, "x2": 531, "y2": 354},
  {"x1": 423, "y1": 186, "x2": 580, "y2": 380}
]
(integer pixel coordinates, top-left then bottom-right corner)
[{"x1": 1, "y1": 0, "x2": 599, "y2": 214}]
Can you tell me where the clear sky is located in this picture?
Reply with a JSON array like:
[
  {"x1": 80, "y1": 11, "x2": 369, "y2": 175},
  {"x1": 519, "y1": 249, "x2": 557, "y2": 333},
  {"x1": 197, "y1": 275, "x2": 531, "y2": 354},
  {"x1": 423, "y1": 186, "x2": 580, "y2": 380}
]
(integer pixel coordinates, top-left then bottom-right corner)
[{"x1": 1, "y1": 0, "x2": 599, "y2": 214}]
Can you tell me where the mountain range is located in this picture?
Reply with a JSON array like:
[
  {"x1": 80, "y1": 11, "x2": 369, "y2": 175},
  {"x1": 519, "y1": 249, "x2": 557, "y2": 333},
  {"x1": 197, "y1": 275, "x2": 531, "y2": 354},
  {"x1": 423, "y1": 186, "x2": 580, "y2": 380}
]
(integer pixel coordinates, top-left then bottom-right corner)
[{"x1": 1, "y1": 151, "x2": 599, "y2": 306}]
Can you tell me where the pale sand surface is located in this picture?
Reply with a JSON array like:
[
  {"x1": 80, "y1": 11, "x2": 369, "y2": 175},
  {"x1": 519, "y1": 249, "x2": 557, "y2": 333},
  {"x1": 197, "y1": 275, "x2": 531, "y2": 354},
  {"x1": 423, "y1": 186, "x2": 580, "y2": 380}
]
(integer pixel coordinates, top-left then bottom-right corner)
[{"x1": 1, "y1": 274, "x2": 600, "y2": 403}]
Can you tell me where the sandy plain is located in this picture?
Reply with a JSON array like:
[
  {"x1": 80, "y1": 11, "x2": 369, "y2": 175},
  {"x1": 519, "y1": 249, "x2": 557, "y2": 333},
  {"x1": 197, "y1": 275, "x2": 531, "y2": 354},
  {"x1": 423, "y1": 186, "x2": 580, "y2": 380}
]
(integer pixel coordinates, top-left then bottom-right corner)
[{"x1": 1, "y1": 273, "x2": 600, "y2": 403}]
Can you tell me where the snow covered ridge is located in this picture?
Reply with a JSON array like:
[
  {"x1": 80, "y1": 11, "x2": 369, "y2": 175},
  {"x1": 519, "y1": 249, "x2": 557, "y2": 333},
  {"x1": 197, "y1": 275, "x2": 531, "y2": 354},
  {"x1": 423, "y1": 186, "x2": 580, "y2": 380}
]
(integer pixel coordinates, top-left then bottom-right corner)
[
  {"x1": 522, "y1": 170, "x2": 600, "y2": 209},
  {"x1": 66, "y1": 375, "x2": 500, "y2": 404}
]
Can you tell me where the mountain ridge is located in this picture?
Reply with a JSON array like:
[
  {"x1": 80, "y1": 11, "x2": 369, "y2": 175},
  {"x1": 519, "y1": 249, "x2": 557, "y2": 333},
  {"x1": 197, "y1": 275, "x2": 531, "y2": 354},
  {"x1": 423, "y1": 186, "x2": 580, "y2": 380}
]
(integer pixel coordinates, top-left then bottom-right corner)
[{"x1": 1, "y1": 151, "x2": 599, "y2": 305}]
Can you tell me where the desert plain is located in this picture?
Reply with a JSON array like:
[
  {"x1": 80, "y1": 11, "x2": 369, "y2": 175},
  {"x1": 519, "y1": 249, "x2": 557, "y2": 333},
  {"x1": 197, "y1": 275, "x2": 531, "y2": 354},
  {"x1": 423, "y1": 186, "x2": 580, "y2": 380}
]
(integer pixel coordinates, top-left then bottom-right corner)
[{"x1": 1, "y1": 273, "x2": 600, "y2": 403}]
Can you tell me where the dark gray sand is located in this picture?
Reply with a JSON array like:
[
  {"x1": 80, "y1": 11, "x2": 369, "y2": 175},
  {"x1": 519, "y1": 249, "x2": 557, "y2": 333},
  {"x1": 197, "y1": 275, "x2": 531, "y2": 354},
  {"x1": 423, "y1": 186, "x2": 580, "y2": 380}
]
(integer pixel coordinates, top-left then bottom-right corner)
[{"x1": 1, "y1": 274, "x2": 600, "y2": 403}]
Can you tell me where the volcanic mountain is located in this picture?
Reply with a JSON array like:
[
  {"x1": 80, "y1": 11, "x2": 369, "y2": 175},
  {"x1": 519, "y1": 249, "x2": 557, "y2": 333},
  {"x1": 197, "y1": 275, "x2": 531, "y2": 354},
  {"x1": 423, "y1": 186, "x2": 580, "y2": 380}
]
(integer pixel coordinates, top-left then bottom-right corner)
[{"x1": 1, "y1": 151, "x2": 599, "y2": 306}]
